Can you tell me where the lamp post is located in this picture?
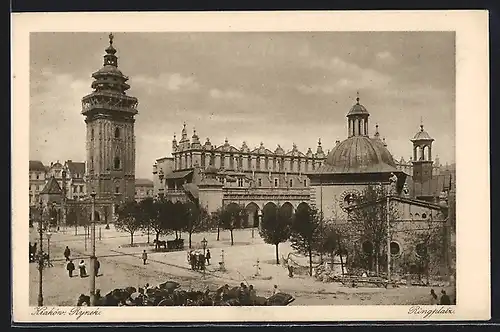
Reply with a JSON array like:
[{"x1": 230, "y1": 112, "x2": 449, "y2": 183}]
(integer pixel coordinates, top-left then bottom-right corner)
[
  {"x1": 201, "y1": 237, "x2": 208, "y2": 278},
  {"x1": 386, "y1": 193, "x2": 392, "y2": 284},
  {"x1": 255, "y1": 210, "x2": 262, "y2": 239},
  {"x1": 37, "y1": 200, "x2": 44, "y2": 306},
  {"x1": 46, "y1": 231, "x2": 53, "y2": 267},
  {"x1": 89, "y1": 190, "x2": 97, "y2": 306}
]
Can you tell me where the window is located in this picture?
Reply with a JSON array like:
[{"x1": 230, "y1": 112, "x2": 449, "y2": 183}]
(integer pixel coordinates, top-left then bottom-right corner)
[
  {"x1": 256, "y1": 157, "x2": 260, "y2": 170},
  {"x1": 238, "y1": 178, "x2": 243, "y2": 187},
  {"x1": 36, "y1": 173, "x2": 39, "y2": 180},
  {"x1": 229, "y1": 155, "x2": 234, "y2": 169},
  {"x1": 289, "y1": 179, "x2": 293, "y2": 187},
  {"x1": 265, "y1": 157, "x2": 269, "y2": 170},
  {"x1": 258, "y1": 178, "x2": 262, "y2": 187},
  {"x1": 79, "y1": 185, "x2": 83, "y2": 193},
  {"x1": 416, "y1": 243, "x2": 428, "y2": 258},
  {"x1": 114, "y1": 127, "x2": 120, "y2": 138},
  {"x1": 115, "y1": 186, "x2": 120, "y2": 193},
  {"x1": 114, "y1": 157, "x2": 121, "y2": 169},
  {"x1": 220, "y1": 154, "x2": 225, "y2": 168},
  {"x1": 238, "y1": 156, "x2": 243, "y2": 170},
  {"x1": 201, "y1": 154, "x2": 206, "y2": 167},
  {"x1": 390, "y1": 241, "x2": 401, "y2": 256},
  {"x1": 74, "y1": 185, "x2": 77, "y2": 193},
  {"x1": 247, "y1": 158, "x2": 251, "y2": 170},
  {"x1": 422, "y1": 213, "x2": 427, "y2": 219},
  {"x1": 290, "y1": 159, "x2": 295, "y2": 172},
  {"x1": 274, "y1": 178, "x2": 279, "y2": 187},
  {"x1": 303, "y1": 179, "x2": 307, "y2": 187},
  {"x1": 362, "y1": 241, "x2": 373, "y2": 255},
  {"x1": 91, "y1": 128, "x2": 94, "y2": 140}
]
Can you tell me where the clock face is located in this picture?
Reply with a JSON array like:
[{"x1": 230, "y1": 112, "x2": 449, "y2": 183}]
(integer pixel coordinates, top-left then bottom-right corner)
[{"x1": 339, "y1": 189, "x2": 361, "y2": 212}]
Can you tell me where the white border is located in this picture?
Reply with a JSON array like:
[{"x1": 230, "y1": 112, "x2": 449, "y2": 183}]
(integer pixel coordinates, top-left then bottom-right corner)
[{"x1": 12, "y1": 10, "x2": 490, "y2": 322}]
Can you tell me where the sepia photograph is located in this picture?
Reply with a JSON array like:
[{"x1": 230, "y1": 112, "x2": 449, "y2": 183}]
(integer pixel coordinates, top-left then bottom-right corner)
[{"x1": 12, "y1": 11, "x2": 489, "y2": 323}]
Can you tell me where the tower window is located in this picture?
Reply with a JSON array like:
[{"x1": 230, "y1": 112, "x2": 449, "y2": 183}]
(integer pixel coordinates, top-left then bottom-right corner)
[
  {"x1": 274, "y1": 178, "x2": 279, "y2": 187},
  {"x1": 258, "y1": 178, "x2": 262, "y2": 187},
  {"x1": 115, "y1": 186, "x2": 120, "y2": 193},
  {"x1": 289, "y1": 179, "x2": 293, "y2": 187},
  {"x1": 115, "y1": 127, "x2": 120, "y2": 138},
  {"x1": 114, "y1": 157, "x2": 121, "y2": 169},
  {"x1": 303, "y1": 179, "x2": 307, "y2": 187},
  {"x1": 238, "y1": 178, "x2": 243, "y2": 187}
]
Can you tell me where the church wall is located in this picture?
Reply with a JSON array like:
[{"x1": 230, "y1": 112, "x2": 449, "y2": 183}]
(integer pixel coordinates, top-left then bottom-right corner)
[{"x1": 312, "y1": 184, "x2": 368, "y2": 220}]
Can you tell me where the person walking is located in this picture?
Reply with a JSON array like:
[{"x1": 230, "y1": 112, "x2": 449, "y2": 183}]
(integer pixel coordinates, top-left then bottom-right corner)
[
  {"x1": 430, "y1": 289, "x2": 439, "y2": 305},
  {"x1": 206, "y1": 249, "x2": 211, "y2": 265},
  {"x1": 79, "y1": 260, "x2": 87, "y2": 278},
  {"x1": 272, "y1": 284, "x2": 279, "y2": 296},
  {"x1": 249, "y1": 285, "x2": 257, "y2": 305},
  {"x1": 95, "y1": 258, "x2": 101, "y2": 277},
  {"x1": 142, "y1": 250, "x2": 148, "y2": 265},
  {"x1": 64, "y1": 246, "x2": 71, "y2": 261},
  {"x1": 66, "y1": 260, "x2": 75, "y2": 278},
  {"x1": 440, "y1": 290, "x2": 451, "y2": 305}
]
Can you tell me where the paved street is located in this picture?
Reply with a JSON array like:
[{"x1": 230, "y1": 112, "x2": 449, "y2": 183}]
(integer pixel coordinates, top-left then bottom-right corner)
[{"x1": 29, "y1": 226, "x2": 452, "y2": 306}]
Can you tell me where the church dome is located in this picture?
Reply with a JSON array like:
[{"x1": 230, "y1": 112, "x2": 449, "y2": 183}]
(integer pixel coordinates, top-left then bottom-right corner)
[
  {"x1": 322, "y1": 136, "x2": 398, "y2": 173},
  {"x1": 347, "y1": 98, "x2": 369, "y2": 116}
]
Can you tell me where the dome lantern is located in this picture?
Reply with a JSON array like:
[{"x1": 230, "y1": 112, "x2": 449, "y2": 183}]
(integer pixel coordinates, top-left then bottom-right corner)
[{"x1": 346, "y1": 92, "x2": 370, "y2": 138}]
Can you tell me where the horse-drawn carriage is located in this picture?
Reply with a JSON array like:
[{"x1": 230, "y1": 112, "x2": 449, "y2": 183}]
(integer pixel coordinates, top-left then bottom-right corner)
[
  {"x1": 77, "y1": 281, "x2": 295, "y2": 307},
  {"x1": 153, "y1": 239, "x2": 185, "y2": 251}
]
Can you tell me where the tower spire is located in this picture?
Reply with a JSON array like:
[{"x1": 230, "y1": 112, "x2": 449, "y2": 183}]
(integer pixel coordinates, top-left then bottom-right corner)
[{"x1": 356, "y1": 91, "x2": 360, "y2": 104}]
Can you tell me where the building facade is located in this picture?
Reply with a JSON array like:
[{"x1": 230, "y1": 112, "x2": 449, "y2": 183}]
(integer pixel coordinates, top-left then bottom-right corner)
[
  {"x1": 81, "y1": 33, "x2": 139, "y2": 219},
  {"x1": 135, "y1": 178, "x2": 154, "y2": 201}
]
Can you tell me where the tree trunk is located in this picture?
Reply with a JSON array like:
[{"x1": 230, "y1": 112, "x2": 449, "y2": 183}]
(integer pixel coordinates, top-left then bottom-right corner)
[
  {"x1": 217, "y1": 226, "x2": 220, "y2": 241},
  {"x1": 189, "y1": 231, "x2": 192, "y2": 249},
  {"x1": 339, "y1": 249, "x2": 345, "y2": 276},
  {"x1": 275, "y1": 243, "x2": 280, "y2": 265},
  {"x1": 155, "y1": 232, "x2": 160, "y2": 250},
  {"x1": 375, "y1": 252, "x2": 379, "y2": 276},
  {"x1": 175, "y1": 231, "x2": 178, "y2": 240},
  {"x1": 230, "y1": 229, "x2": 234, "y2": 246},
  {"x1": 308, "y1": 247, "x2": 313, "y2": 276},
  {"x1": 130, "y1": 232, "x2": 134, "y2": 246}
]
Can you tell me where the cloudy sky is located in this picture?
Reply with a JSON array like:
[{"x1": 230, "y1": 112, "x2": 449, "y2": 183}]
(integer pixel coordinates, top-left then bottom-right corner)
[{"x1": 30, "y1": 32, "x2": 455, "y2": 179}]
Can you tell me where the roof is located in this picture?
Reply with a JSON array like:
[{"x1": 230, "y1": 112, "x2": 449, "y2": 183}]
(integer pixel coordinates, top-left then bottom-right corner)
[
  {"x1": 347, "y1": 98, "x2": 369, "y2": 116},
  {"x1": 199, "y1": 178, "x2": 224, "y2": 187},
  {"x1": 164, "y1": 170, "x2": 193, "y2": 180},
  {"x1": 66, "y1": 161, "x2": 85, "y2": 175},
  {"x1": 29, "y1": 160, "x2": 46, "y2": 172},
  {"x1": 315, "y1": 136, "x2": 398, "y2": 174},
  {"x1": 411, "y1": 125, "x2": 434, "y2": 141},
  {"x1": 182, "y1": 183, "x2": 199, "y2": 200},
  {"x1": 135, "y1": 178, "x2": 154, "y2": 186},
  {"x1": 346, "y1": 195, "x2": 446, "y2": 212},
  {"x1": 40, "y1": 176, "x2": 62, "y2": 194}
]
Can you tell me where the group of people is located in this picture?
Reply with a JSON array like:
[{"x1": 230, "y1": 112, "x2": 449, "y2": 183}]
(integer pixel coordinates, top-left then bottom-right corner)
[
  {"x1": 187, "y1": 249, "x2": 211, "y2": 271},
  {"x1": 430, "y1": 289, "x2": 452, "y2": 305},
  {"x1": 64, "y1": 246, "x2": 101, "y2": 278}
]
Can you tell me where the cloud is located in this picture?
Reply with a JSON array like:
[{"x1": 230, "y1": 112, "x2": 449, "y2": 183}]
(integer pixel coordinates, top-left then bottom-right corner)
[
  {"x1": 133, "y1": 72, "x2": 199, "y2": 93},
  {"x1": 297, "y1": 56, "x2": 393, "y2": 95},
  {"x1": 209, "y1": 88, "x2": 244, "y2": 99},
  {"x1": 376, "y1": 51, "x2": 395, "y2": 62}
]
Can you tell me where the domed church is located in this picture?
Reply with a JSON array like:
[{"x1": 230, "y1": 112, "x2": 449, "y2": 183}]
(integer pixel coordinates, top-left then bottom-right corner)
[{"x1": 309, "y1": 94, "x2": 408, "y2": 219}]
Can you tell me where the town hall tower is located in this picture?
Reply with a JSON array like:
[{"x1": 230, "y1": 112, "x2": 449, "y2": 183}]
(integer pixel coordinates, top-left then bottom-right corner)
[{"x1": 82, "y1": 33, "x2": 138, "y2": 206}]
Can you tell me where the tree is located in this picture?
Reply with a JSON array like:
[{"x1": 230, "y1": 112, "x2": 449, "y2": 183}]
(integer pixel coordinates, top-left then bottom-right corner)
[
  {"x1": 139, "y1": 198, "x2": 170, "y2": 249},
  {"x1": 171, "y1": 201, "x2": 185, "y2": 240},
  {"x1": 347, "y1": 184, "x2": 399, "y2": 275},
  {"x1": 182, "y1": 201, "x2": 205, "y2": 249},
  {"x1": 259, "y1": 204, "x2": 292, "y2": 264},
  {"x1": 290, "y1": 204, "x2": 322, "y2": 276},
  {"x1": 219, "y1": 204, "x2": 246, "y2": 246},
  {"x1": 115, "y1": 200, "x2": 143, "y2": 246}
]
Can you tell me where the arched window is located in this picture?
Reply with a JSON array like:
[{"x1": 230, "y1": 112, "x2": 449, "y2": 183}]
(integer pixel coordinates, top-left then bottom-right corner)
[
  {"x1": 114, "y1": 127, "x2": 120, "y2": 138},
  {"x1": 289, "y1": 179, "x2": 293, "y2": 187},
  {"x1": 390, "y1": 241, "x2": 401, "y2": 256},
  {"x1": 114, "y1": 157, "x2": 121, "y2": 169},
  {"x1": 416, "y1": 243, "x2": 428, "y2": 258},
  {"x1": 91, "y1": 128, "x2": 94, "y2": 140}
]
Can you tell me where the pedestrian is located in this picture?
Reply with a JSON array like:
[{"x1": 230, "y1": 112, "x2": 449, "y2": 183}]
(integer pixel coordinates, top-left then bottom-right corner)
[
  {"x1": 272, "y1": 284, "x2": 279, "y2": 296},
  {"x1": 94, "y1": 258, "x2": 100, "y2": 276},
  {"x1": 199, "y1": 253, "x2": 206, "y2": 270},
  {"x1": 66, "y1": 260, "x2": 75, "y2": 278},
  {"x1": 287, "y1": 258, "x2": 294, "y2": 278},
  {"x1": 64, "y1": 246, "x2": 71, "y2": 261},
  {"x1": 249, "y1": 285, "x2": 257, "y2": 305},
  {"x1": 79, "y1": 260, "x2": 87, "y2": 278},
  {"x1": 440, "y1": 290, "x2": 451, "y2": 305},
  {"x1": 142, "y1": 250, "x2": 148, "y2": 265},
  {"x1": 430, "y1": 289, "x2": 438, "y2": 305},
  {"x1": 206, "y1": 249, "x2": 211, "y2": 265}
]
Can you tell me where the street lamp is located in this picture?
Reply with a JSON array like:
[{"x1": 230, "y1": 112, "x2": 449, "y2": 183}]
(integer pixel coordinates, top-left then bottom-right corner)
[
  {"x1": 201, "y1": 237, "x2": 208, "y2": 256},
  {"x1": 89, "y1": 190, "x2": 97, "y2": 306},
  {"x1": 37, "y1": 200, "x2": 44, "y2": 306},
  {"x1": 255, "y1": 210, "x2": 262, "y2": 239},
  {"x1": 46, "y1": 231, "x2": 53, "y2": 267}
]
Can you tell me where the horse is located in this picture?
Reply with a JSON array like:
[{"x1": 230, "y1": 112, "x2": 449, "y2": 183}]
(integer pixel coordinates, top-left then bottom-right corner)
[
  {"x1": 153, "y1": 239, "x2": 167, "y2": 250},
  {"x1": 77, "y1": 294, "x2": 90, "y2": 306}
]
